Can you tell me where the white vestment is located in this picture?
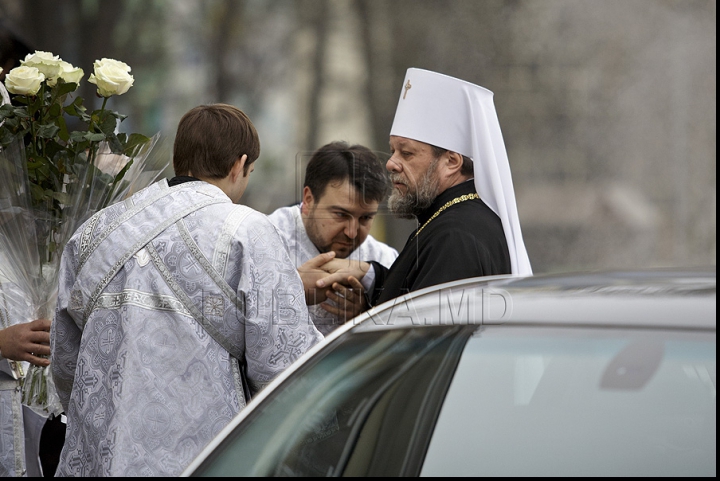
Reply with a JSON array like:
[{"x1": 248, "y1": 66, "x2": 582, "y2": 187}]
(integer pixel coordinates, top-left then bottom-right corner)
[
  {"x1": 51, "y1": 180, "x2": 323, "y2": 477},
  {"x1": 0, "y1": 276, "x2": 32, "y2": 477},
  {"x1": 268, "y1": 205, "x2": 398, "y2": 335},
  {"x1": 1, "y1": 263, "x2": 48, "y2": 478}
]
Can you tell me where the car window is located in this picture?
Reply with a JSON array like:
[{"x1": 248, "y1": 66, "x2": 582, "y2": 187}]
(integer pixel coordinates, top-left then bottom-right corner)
[
  {"x1": 193, "y1": 325, "x2": 475, "y2": 477},
  {"x1": 421, "y1": 327, "x2": 716, "y2": 477}
]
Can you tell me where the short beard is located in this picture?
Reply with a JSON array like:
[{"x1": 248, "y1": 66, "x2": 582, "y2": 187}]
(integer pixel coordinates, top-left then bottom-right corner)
[{"x1": 388, "y1": 157, "x2": 441, "y2": 219}]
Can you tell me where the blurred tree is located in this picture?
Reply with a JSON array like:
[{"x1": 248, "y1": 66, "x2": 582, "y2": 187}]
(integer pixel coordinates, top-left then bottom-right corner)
[
  {"x1": 0, "y1": 0, "x2": 714, "y2": 271},
  {"x1": 299, "y1": 0, "x2": 330, "y2": 152}
]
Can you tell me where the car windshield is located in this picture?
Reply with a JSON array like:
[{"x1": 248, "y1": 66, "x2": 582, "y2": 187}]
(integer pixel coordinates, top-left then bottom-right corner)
[
  {"x1": 193, "y1": 325, "x2": 474, "y2": 476},
  {"x1": 192, "y1": 326, "x2": 715, "y2": 477}
]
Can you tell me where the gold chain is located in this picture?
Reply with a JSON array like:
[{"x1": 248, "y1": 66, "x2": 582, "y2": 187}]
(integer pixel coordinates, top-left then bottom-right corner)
[{"x1": 413, "y1": 193, "x2": 479, "y2": 240}]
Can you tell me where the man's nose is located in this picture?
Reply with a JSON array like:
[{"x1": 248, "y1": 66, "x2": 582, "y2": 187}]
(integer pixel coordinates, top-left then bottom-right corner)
[
  {"x1": 386, "y1": 155, "x2": 401, "y2": 172},
  {"x1": 344, "y1": 218, "x2": 359, "y2": 239}
]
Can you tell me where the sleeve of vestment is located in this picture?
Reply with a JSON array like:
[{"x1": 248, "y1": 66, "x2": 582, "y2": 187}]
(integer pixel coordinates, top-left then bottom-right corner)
[
  {"x1": 368, "y1": 261, "x2": 389, "y2": 306},
  {"x1": 51, "y1": 236, "x2": 84, "y2": 413},
  {"x1": 234, "y1": 214, "x2": 323, "y2": 395}
]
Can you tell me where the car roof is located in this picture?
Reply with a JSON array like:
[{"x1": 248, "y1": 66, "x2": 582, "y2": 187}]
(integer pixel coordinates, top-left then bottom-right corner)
[{"x1": 350, "y1": 267, "x2": 717, "y2": 333}]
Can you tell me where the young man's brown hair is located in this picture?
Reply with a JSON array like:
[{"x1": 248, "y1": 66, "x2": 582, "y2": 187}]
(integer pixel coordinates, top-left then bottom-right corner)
[{"x1": 173, "y1": 103, "x2": 260, "y2": 178}]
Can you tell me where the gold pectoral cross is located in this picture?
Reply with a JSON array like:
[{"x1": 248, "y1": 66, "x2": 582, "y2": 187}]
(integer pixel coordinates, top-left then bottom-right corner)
[{"x1": 403, "y1": 80, "x2": 412, "y2": 99}]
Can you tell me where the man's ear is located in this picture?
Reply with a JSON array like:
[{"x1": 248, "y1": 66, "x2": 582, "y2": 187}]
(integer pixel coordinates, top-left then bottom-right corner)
[
  {"x1": 446, "y1": 151, "x2": 464, "y2": 174},
  {"x1": 301, "y1": 186, "x2": 314, "y2": 215},
  {"x1": 231, "y1": 154, "x2": 248, "y2": 182}
]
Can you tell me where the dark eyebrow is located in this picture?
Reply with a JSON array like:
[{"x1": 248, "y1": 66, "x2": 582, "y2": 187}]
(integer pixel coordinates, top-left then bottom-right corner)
[{"x1": 329, "y1": 205, "x2": 378, "y2": 216}]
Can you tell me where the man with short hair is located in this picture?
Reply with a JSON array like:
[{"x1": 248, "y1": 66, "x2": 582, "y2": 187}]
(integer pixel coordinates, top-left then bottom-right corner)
[
  {"x1": 316, "y1": 68, "x2": 532, "y2": 307},
  {"x1": 51, "y1": 104, "x2": 323, "y2": 476},
  {"x1": 269, "y1": 141, "x2": 397, "y2": 334}
]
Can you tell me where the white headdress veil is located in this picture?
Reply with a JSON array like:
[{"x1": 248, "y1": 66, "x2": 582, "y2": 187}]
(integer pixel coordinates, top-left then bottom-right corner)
[{"x1": 390, "y1": 68, "x2": 532, "y2": 276}]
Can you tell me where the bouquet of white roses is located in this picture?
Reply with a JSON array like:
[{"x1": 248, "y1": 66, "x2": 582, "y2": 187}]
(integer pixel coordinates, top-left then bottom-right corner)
[{"x1": 0, "y1": 51, "x2": 166, "y2": 414}]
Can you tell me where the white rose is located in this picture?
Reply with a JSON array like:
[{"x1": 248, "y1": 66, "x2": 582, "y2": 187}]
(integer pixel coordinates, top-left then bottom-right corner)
[
  {"x1": 58, "y1": 61, "x2": 84, "y2": 87},
  {"x1": 21, "y1": 50, "x2": 63, "y2": 85},
  {"x1": 4, "y1": 66, "x2": 46, "y2": 95},
  {"x1": 88, "y1": 58, "x2": 134, "y2": 97}
]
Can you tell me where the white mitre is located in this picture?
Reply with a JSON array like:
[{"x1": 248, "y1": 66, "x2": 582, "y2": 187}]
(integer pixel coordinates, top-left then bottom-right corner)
[{"x1": 390, "y1": 68, "x2": 532, "y2": 276}]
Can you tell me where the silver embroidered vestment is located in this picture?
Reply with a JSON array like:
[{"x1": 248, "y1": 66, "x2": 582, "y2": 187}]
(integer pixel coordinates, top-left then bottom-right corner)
[
  {"x1": 0, "y1": 275, "x2": 33, "y2": 477},
  {"x1": 268, "y1": 205, "x2": 398, "y2": 335},
  {"x1": 51, "y1": 180, "x2": 323, "y2": 476}
]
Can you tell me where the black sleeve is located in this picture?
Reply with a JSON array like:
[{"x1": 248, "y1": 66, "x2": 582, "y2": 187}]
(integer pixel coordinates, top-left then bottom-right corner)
[{"x1": 368, "y1": 261, "x2": 389, "y2": 307}]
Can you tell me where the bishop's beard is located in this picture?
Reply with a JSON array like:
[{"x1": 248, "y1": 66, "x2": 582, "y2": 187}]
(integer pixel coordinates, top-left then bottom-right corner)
[{"x1": 388, "y1": 157, "x2": 441, "y2": 219}]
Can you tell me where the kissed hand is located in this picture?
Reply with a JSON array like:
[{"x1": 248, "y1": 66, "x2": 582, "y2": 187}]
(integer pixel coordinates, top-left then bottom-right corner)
[
  {"x1": 316, "y1": 259, "x2": 370, "y2": 289},
  {"x1": 320, "y1": 276, "x2": 368, "y2": 323}
]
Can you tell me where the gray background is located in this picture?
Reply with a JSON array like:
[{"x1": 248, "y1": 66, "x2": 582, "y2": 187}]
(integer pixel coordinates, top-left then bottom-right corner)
[{"x1": 1, "y1": 0, "x2": 715, "y2": 274}]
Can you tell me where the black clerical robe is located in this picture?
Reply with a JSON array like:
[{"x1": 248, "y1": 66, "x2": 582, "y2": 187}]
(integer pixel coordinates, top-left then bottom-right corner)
[{"x1": 370, "y1": 180, "x2": 511, "y2": 306}]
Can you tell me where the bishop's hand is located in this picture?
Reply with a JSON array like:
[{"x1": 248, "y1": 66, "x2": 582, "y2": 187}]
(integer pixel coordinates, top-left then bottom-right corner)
[
  {"x1": 315, "y1": 258, "x2": 370, "y2": 289},
  {"x1": 321, "y1": 276, "x2": 368, "y2": 323}
]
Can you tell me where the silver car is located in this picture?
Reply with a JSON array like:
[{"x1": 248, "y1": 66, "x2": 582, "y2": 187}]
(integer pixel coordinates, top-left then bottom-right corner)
[{"x1": 183, "y1": 269, "x2": 716, "y2": 477}]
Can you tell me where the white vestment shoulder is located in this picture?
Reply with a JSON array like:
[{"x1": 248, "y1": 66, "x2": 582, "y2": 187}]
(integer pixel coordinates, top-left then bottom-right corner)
[
  {"x1": 51, "y1": 180, "x2": 323, "y2": 477},
  {"x1": 268, "y1": 205, "x2": 398, "y2": 335}
]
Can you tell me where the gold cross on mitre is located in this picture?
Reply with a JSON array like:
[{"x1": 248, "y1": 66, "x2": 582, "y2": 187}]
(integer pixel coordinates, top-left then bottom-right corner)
[{"x1": 403, "y1": 79, "x2": 412, "y2": 99}]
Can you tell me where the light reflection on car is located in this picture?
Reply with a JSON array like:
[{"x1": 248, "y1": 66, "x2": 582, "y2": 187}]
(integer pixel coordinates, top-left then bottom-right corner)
[{"x1": 183, "y1": 269, "x2": 716, "y2": 477}]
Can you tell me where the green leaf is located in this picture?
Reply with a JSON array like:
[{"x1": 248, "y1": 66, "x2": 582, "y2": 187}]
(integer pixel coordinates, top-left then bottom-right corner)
[
  {"x1": 114, "y1": 157, "x2": 135, "y2": 182},
  {"x1": 56, "y1": 115, "x2": 70, "y2": 142},
  {"x1": 55, "y1": 81, "x2": 77, "y2": 97},
  {"x1": 12, "y1": 96, "x2": 30, "y2": 106},
  {"x1": 97, "y1": 112, "x2": 118, "y2": 136},
  {"x1": 108, "y1": 135, "x2": 124, "y2": 153},
  {"x1": 0, "y1": 104, "x2": 14, "y2": 120},
  {"x1": 64, "y1": 97, "x2": 88, "y2": 119},
  {"x1": 28, "y1": 95, "x2": 43, "y2": 116},
  {"x1": 37, "y1": 123, "x2": 60, "y2": 139},
  {"x1": 50, "y1": 191, "x2": 71, "y2": 204},
  {"x1": 69, "y1": 131, "x2": 88, "y2": 142},
  {"x1": 75, "y1": 150, "x2": 88, "y2": 163},
  {"x1": 29, "y1": 183, "x2": 47, "y2": 202},
  {"x1": 85, "y1": 132, "x2": 106, "y2": 142},
  {"x1": 123, "y1": 133, "x2": 152, "y2": 156},
  {"x1": 13, "y1": 107, "x2": 30, "y2": 119},
  {"x1": 48, "y1": 102, "x2": 62, "y2": 118}
]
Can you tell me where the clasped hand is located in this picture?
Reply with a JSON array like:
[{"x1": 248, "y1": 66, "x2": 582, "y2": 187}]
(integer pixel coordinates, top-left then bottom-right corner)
[{"x1": 298, "y1": 253, "x2": 370, "y2": 322}]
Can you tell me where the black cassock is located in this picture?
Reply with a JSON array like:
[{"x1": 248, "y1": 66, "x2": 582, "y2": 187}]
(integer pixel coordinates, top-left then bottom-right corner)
[{"x1": 370, "y1": 180, "x2": 511, "y2": 306}]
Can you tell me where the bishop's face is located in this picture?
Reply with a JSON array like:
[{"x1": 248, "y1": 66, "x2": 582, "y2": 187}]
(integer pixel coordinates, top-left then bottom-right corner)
[
  {"x1": 386, "y1": 136, "x2": 441, "y2": 218},
  {"x1": 302, "y1": 180, "x2": 379, "y2": 258}
]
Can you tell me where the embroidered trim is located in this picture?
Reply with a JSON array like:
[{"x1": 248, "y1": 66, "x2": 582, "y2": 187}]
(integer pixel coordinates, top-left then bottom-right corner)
[
  {"x1": 230, "y1": 357, "x2": 247, "y2": 409},
  {"x1": 412, "y1": 193, "x2": 480, "y2": 240},
  {"x1": 176, "y1": 219, "x2": 245, "y2": 313},
  {"x1": 76, "y1": 181, "x2": 208, "y2": 274},
  {"x1": 212, "y1": 206, "x2": 253, "y2": 277},
  {"x1": 80, "y1": 197, "x2": 225, "y2": 325},
  {"x1": 145, "y1": 242, "x2": 244, "y2": 360},
  {"x1": 95, "y1": 289, "x2": 192, "y2": 318},
  {"x1": 78, "y1": 213, "x2": 101, "y2": 267}
]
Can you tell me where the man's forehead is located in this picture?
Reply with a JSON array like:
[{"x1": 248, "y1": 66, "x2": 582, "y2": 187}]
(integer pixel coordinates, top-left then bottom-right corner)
[
  {"x1": 315, "y1": 179, "x2": 379, "y2": 211},
  {"x1": 389, "y1": 135, "x2": 430, "y2": 150}
]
